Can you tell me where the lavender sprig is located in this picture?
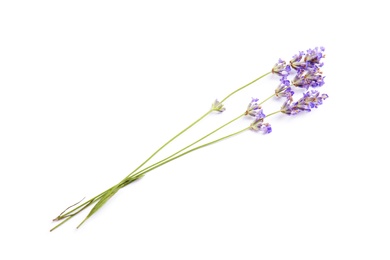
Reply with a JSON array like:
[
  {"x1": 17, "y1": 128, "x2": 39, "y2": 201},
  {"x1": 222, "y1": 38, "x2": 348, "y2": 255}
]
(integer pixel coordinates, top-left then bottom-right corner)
[
  {"x1": 291, "y1": 67, "x2": 325, "y2": 89},
  {"x1": 290, "y1": 47, "x2": 325, "y2": 70},
  {"x1": 51, "y1": 47, "x2": 328, "y2": 231},
  {"x1": 272, "y1": 59, "x2": 291, "y2": 77},
  {"x1": 275, "y1": 77, "x2": 294, "y2": 100},
  {"x1": 51, "y1": 72, "x2": 274, "y2": 231},
  {"x1": 51, "y1": 93, "x2": 277, "y2": 231},
  {"x1": 245, "y1": 98, "x2": 264, "y2": 117},
  {"x1": 281, "y1": 90, "x2": 329, "y2": 115}
]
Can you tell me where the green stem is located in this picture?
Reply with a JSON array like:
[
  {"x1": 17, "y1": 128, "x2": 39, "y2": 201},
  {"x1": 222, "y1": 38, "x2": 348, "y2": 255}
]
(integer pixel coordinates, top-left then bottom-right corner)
[
  {"x1": 125, "y1": 94, "x2": 275, "y2": 184},
  {"x1": 52, "y1": 194, "x2": 102, "y2": 222},
  {"x1": 130, "y1": 127, "x2": 250, "y2": 180},
  {"x1": 122, "y1": 94, "x2": 276, "y2": 183},
  {"x1": 121, "y1": 113, "x2": 245, "y2": 185},
  {"x1": 123, "y1": 109, "x2": 213, "y2": 181},
  {"x1": 220, "y1": 71, "x2": 271, "y2": 104},
  {"x1": 127, "y1": 109, "x2": 281, "y2": 182},
  {"x1": 265, "y1": 110, "x2": 281, "y2": 118},
  {"x1": 259, "y1": 93, "x2": 275, "y2": 105},
  {"x1": 50, "y1": 215, "x2": 73, "y2": 232},
  {"x1": 51, "y1": 111, "x2": 281, "y2": 232},
  {"x1": 51, "y1": 110, "x2": 214, "y2": 224},
  {"x1": 122, "y1": 71, "x2": 271, "y2": 182},
  {"x1": 50, "y1": 124, "x2": 249, "y2": 232}
]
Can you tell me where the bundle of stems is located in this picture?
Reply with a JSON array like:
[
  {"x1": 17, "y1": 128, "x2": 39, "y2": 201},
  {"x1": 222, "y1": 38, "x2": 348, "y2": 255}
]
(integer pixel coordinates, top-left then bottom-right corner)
[{"x1": 51, "y1": 47, "x2": 328, "y2": 231}]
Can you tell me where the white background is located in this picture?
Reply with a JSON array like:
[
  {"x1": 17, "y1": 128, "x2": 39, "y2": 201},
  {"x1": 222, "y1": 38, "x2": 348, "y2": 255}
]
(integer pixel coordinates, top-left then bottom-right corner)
[{"x1": 1, "y1": 1, "x2": 389, "y2": 259}]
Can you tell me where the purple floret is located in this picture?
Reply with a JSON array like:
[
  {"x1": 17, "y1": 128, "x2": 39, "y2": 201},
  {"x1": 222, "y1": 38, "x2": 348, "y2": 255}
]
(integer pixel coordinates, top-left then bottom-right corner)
[
  {"x1": 250, "y1": 117, "x2": 272, "y2": 134},
  {"x1": 246, "y1": 98, "x2": 264, "y2": 118},
  {"x1": 275, "y1": 77, "x2": 294, "y2": 100},
  {"x1": 272, "y1": 59, "x2": 291, "y2": 77},
  {"x1": 281, "y1": 90, "x2": 329, "y2": 115},
  {"x1": 290, "y1": 47, "x2": 326, "y2": 71},
  {"x1": 291, "y1": 68, "x2": 325, "y2": 89}
]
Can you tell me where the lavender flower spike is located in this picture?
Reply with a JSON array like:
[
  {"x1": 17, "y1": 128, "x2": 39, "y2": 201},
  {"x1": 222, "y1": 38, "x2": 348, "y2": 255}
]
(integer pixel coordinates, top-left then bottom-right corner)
[
  {"x1": 290, "y1": 47, "x2": 326, "y2": 70},
  {"x1": 305, "y1": 47, "x2": 326, "y2": 68},
  {"x1": 291, "y1": 67, "x2": 325, "y2": 89},
  {"x1": 249, "y1": 106, "x2": 271, "y2": 134},
  {"x1": 281, "y1": 90, "x2": 328, "y2": 115},
  {"x1": 275, "y1": 77, "x2": 294, "y2": 100},
  {"x1": 245, "y1": 98, "x2": 264, "y2": 118},
  {"x1": 272, "y1": 59, "x2": 291, "y2": 77},
  {"x1": 250, "y1": 117, "x2": 272, "y2": 134},
  {"x1": 290, "y1": 51, "x2": 306, "y2": 70}
]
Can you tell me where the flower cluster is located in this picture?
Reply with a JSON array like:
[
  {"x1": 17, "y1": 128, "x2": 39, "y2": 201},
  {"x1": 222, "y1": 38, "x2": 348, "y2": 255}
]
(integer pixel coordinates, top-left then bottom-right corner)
[
  {"x1": 290, "y1": 47, "x2": 325, "y2": 89},
  {"x1": 281, "y1": 90, "x2": 328, "y2": 115},
  {"x1": 275, "y1": 77, "x2": 294, "y2": 100},
  {"x1": 248, "y1": 46, "x2": 328, "y2": 134},
  {"x1": 290, "y1": 51, "x2": 306, "y2": 70},
  {"x1": 250, "y1": 118, "x2": 272, "y2": 134},
  {"x1": 245, "y1": 98, "x2": 272, "y2": 134},
  {"x1": 245, "y1": 98, "x2": 264, "y2": 117},
  {"x1": 272, "y1": 47, "x2": 328, "y2": 116},
  {"x1": 291, "y1": 67, "x2": 325, "y2": 89},
  {"x1": 273, "y1": 47, "x2": 326, "y2": 90},
  {"x1": 272, "y1": 59, "x2": 291, "y2": 77},
  {"x1": 290, "y1": 47, "x2": 325, "y2": 70}
]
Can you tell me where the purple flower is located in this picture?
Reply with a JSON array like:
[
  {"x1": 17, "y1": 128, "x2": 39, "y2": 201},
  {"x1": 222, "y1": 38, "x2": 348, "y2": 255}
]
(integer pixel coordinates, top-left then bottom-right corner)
[
  {"x1": 280, "y1": 99, "x2": 295, "y2": 115},
  {"x1": 290, "y1": 47, "x2": 325, "y2": 70},
  {"x1": 275, "y1": 77, "x2": 294, "y2": 100},
  {"x1": 290, "y1": 51, "x2": 307, "y2": 70},
  {"x1": 250, "y1": 117, "x2": 272, "y2": 134},
  {"x1": 281, "y1": 90, "x2": 328, "y2": 115},
  {"x1": 246, "y1": 98, "x2": 264, "y2": 118},
  {"x1": 272, "y1": 59, "x2": 291, "y2": 77},
  {"x1": 291, "y1": 68, "x2": 325, "y2": 89},
  {"x1": 262, "y1": 123, "x2": 272, "y2": 134},
  {"x1": 305, "y1": 47, "x2": 325, "y2": 68}
]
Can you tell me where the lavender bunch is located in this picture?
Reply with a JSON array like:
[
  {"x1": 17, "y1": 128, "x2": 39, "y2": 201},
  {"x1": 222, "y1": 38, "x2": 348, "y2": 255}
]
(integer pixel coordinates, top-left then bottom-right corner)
[{"x1": 51, "y1": 47, "x2": 328, "y2": 231}]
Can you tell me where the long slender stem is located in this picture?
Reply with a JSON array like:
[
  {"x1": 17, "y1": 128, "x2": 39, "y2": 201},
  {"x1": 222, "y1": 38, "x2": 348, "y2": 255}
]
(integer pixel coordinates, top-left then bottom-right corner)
[
  {"x1": 122, "y1": 94, "x2": 276, "y2": 184},
  {"x1": 50, "y1": 215, "x2": 74, "y2": 232},
  {"x1": 122, "y1": 113, "x2": 245, "y2": 184},
  {"x1": 123, "y1": 94, "x2": 275, "y2": 183},
  {"x1": 130, "y1": 127, "x2": 250, "y2": 180},
  {"x1": 51, "y1": 110, "x2": 277, "y2": 231},
  {"x1": 265, "y1": 110, "x2": 281, "y2": 118},
  {"x1": 260, "y1": 93, "x2": 275, "y2": 105},
  {"x1": 122, "y1": 109, "x2": 212, "y2": 181},
  {"x1": 122, "y1": 71, "x2": 271, "y2": 181},
  {"x1": 50, "y1": 123, "x2": 257, "y2": 231},
  {"x1": 220, "y1": 71, "x2": 271, "y2": 104},
  {"x1": 51, "y1": 110, "x2": 280, "y2": 232},
  {"x1": 53, "y1": 111, "x2": 217, "y2": 223},
  {"x1": 128, "y1": 109, "x2": 282, "y2": 182}
]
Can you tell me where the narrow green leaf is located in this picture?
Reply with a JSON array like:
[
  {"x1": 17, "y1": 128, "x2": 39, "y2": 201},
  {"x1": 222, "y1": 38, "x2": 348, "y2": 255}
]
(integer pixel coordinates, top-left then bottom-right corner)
[{"x1": 77, "y1": 187, "x2": 119, "y2": 228}]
